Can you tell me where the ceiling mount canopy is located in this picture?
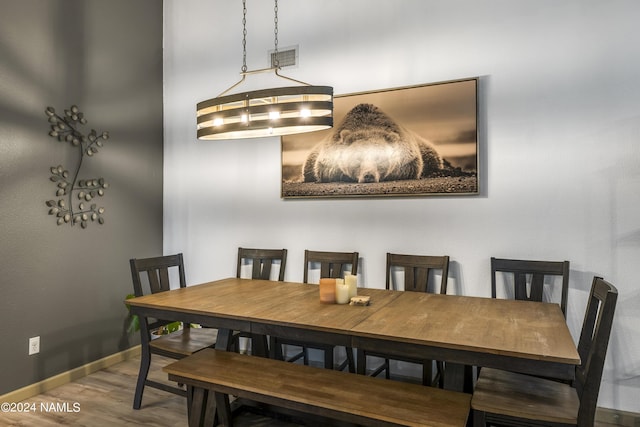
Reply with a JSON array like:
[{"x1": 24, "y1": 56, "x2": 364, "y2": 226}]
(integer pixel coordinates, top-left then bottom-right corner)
[{"x1": 197, "y1": 0, "x2": 333, "y2": 140}]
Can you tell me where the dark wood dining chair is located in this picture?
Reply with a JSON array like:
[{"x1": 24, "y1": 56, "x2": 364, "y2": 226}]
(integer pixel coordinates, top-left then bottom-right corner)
[
  {"x1": 236, "y1": 247, "x2": 287, "y2": 282},
  {"x1": 270, "y1": 250, "x2": 359, "y2": 372},
  {"x1": 232, "y1": 247, "x2": 287, "y2": 356},
  {"x1": 471, "y1": 276, "x2": 618, "y2": 427},
  {"x1": 356, "y1": 253, "x2": 449, "y2": 387},
  {"x1": 491, "y1": 257, "x2": 570, "y2": 317},
  {"x1": 130, "y1": 253, "x2": 218, "y2": 409}
]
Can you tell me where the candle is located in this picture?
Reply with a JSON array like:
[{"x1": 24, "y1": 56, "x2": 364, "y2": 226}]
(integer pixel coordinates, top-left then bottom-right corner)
[
  {"x1": 319, "y1": 278, "x2": 336, "y2": 303},
  {"x1": 335, "y1": 279, "x2": 350, "y2": 304},
  {"x1": 345, "y1": 273, "x2": 357, "y2": 298}
]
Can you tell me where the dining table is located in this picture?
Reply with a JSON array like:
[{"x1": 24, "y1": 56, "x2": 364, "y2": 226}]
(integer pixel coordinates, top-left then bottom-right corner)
[{"x1": 126, "y1": 277, "x2": 580, "y2": 393}]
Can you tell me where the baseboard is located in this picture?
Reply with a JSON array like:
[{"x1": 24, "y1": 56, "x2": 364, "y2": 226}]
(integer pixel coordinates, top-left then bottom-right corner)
[
  {"x1": 596, "y1": 407, "x2": 640, "y2": 426},
  {"x1": 0, "y1": 345, "x2": 141, "y2": 403}
]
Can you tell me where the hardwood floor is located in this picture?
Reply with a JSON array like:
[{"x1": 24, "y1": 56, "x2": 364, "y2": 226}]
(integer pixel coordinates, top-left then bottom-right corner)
[
  {"x1": 1, "y1": 353, "x2": 629, "y2": 426},
  {"x1": 0, "y1": 354, "x2": 302, "y2": 427}
]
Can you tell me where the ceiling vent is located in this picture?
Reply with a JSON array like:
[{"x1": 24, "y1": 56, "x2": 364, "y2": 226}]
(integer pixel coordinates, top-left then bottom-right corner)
[{"x1": 270, "y1": 46, "x2": 298, "y2": 68}]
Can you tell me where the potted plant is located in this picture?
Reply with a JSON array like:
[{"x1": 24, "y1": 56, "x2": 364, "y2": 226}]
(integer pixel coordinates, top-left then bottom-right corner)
[{"x1": 125, "y1": 294, "x2": 181, "y2": 336}]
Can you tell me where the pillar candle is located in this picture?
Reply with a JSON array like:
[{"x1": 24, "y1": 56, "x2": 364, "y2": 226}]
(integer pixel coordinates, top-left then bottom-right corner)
[
  {"x1": 345, "y1": 273, "x2": 358, "y2": 298},
  {"x1": 335, "y1": 279, "x2": 350, "y2": 304},
  {"x1": 319, "y1": 278, "x2": 336, "y2": 303}
]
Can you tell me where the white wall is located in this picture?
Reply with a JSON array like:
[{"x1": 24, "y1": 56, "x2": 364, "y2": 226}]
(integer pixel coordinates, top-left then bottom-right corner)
[{"x1": 163, "y1": 0, "x2": 640, "y2": 412}]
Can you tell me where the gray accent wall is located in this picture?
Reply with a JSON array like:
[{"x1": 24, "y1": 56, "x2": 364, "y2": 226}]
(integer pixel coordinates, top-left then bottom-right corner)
[{"x1": 0, "y1": 0, "x2": 163, "y2": 394}]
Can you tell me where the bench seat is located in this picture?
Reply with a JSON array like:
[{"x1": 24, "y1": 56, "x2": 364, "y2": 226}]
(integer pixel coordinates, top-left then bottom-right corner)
[{"x1": 164, "y1": 348, "x2": 470, "y2": 427}]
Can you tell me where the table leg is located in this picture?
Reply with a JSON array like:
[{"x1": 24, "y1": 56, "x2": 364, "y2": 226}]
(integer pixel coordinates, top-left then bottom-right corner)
[
  {"x1": 249, "y1": 334, "x2": 269, "y2": 357},
  {"x1": 443, "y1": 362, "x2": 474, "y2": 394}
]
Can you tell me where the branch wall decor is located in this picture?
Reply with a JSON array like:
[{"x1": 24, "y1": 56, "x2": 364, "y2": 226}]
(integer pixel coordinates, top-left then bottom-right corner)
[{"x1": 44, "y1": 105, "x2": 109, "y2": 228}]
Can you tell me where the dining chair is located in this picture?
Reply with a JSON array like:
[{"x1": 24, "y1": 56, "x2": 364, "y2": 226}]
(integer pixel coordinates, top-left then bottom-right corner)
[
  {"x1": 236, "y1": 247, "x2": 287, "y2": 282},
  {"x1": 129, "y1": 253, "x2": 218, "y2": 409},
  {"x1": 471, "y1": 276, "x2": 618, "y2": 427},
  {"x1": 491, "y1": 257, "x2": 570, "y2": 317},
  {"x1": 270, "y1": 250, "x2": 359, "y2": 372},
  {"x1": 356, "y1": 253, "x2": 449, "y2": 387},
  {"x1": 232, "y1": 247, "x2": 287, "y2": 356}
]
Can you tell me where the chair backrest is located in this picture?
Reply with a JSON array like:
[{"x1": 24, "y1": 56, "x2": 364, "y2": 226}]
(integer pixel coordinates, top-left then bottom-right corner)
[
  {"x1": 129, "y1": 253, "x2": 187, "y2": 332},
  {"x1": 303, "y1": 250, "x2": 359, "y2": 283},
  {"x1": 236, "y1": 247, "x2": 287, "y2": 281},
  {"x1": 575, "y1": 276, "x2": 618, "y2": 426},
  {"x1": 386, "y1": 253, "x2": 449, "y2": 294},
  {"x1": 130, "y1": 253, "x2": 186, "y2": 297},
  {"x1": 491, "y1": 257, "x2": 570, "y2": 317}
]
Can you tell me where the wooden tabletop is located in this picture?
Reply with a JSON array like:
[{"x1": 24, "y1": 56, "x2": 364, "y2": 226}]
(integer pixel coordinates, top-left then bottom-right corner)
[
  {"x1": 128, "y1": 278, "x2": 401, "y2": 332},
  {"x1": 127, "y1": 277, "x2": 580, "y2": 378},
  {"x1": 351, "y1": 291, "x2": 578, "y2": 364}
]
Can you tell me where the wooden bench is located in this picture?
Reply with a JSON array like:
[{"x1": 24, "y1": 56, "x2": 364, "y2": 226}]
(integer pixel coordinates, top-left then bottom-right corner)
[{"x1": 164, "y1": 348, "x2": 470, "y2": 427}]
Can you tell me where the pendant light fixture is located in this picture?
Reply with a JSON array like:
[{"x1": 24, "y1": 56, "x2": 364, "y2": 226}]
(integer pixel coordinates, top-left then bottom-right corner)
[{"x1": 196, "y1": 0, "x2": 333, "y2": 140}]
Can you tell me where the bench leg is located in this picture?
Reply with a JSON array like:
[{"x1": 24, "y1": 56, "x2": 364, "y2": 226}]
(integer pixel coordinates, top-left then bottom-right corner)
[
  {"x1": 214, "y1": 392, "x2": 232, "y2": 426},
  {"x1": 188, "y1": 386, "x2": 206, "y2": 427},
  {"x1": 473, "y1": 408, "x2": 486, "y2": 427},
  {"x1": 186, "y1": 385, "x2": 218, "y2": 427}
]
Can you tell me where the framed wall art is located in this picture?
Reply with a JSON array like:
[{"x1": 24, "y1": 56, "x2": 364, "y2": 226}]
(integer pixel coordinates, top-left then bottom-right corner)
[{"x1": 281, "y1": 77, "x2": 479, "y2": 198}]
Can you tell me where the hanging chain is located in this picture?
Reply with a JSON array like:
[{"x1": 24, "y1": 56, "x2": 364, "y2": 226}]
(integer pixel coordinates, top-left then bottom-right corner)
[
  {"x1": 273, "y1": 0, "x2": 279, "y2": 68},
  {"x1": 241, "y1": 0, "x2": 248, "y2": 73}
]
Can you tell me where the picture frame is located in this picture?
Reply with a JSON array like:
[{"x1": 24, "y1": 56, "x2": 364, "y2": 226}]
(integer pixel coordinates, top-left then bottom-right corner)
[{"x1": 281, "y1": 77, "x2": 479, "y2": 198}]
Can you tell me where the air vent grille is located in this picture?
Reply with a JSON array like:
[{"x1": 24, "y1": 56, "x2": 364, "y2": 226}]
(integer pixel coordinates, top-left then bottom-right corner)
[{"x1": 270, "y1": 47, "x2": 297, "y2": 68}]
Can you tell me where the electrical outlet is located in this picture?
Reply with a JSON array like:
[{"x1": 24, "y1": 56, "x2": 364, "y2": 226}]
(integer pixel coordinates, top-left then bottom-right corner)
[{"x1": 29, "y1": 336, "x2": 40, "y2": 355}]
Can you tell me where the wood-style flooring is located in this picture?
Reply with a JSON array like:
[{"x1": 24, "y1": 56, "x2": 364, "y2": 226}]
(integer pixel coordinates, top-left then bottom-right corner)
[
  {"x1": 0, "y1": 354, "x2": 303, "y2": 427},
  {"x1": 0, "y1": 354, "x2": 625, "y2": 427}
]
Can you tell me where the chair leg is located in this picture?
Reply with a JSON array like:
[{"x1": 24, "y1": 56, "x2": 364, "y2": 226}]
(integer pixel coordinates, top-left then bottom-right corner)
[
  {"x1": 186, "y1": 383, "x2": 192, "y2": 421},
  {"x1": 337, "y1": 347, "x2": 355, "y2": 372},
  {"x1": 323, "y1": 347, "x2": 334, "y2": 369},
  {"x1": 345, "y1": 347, "x2": 356, "y2": 373},
  {"x1": 133, "y1": 346, "x2": 151, "y2": 409},
  {"x1": 269, "y1": 336, "x2": 283, "y2": 360},
  {"x1": 436, "y1": 361, "x2": 445, "y2": 388},
  {"x1": 356, "y1": 349, "x2": 366, "y2": 375}
]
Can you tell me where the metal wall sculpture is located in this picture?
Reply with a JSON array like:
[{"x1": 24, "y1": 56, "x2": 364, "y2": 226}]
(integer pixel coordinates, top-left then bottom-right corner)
[{"x1": 44, "y1": 105, "x2": 109, "y2": 228}]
